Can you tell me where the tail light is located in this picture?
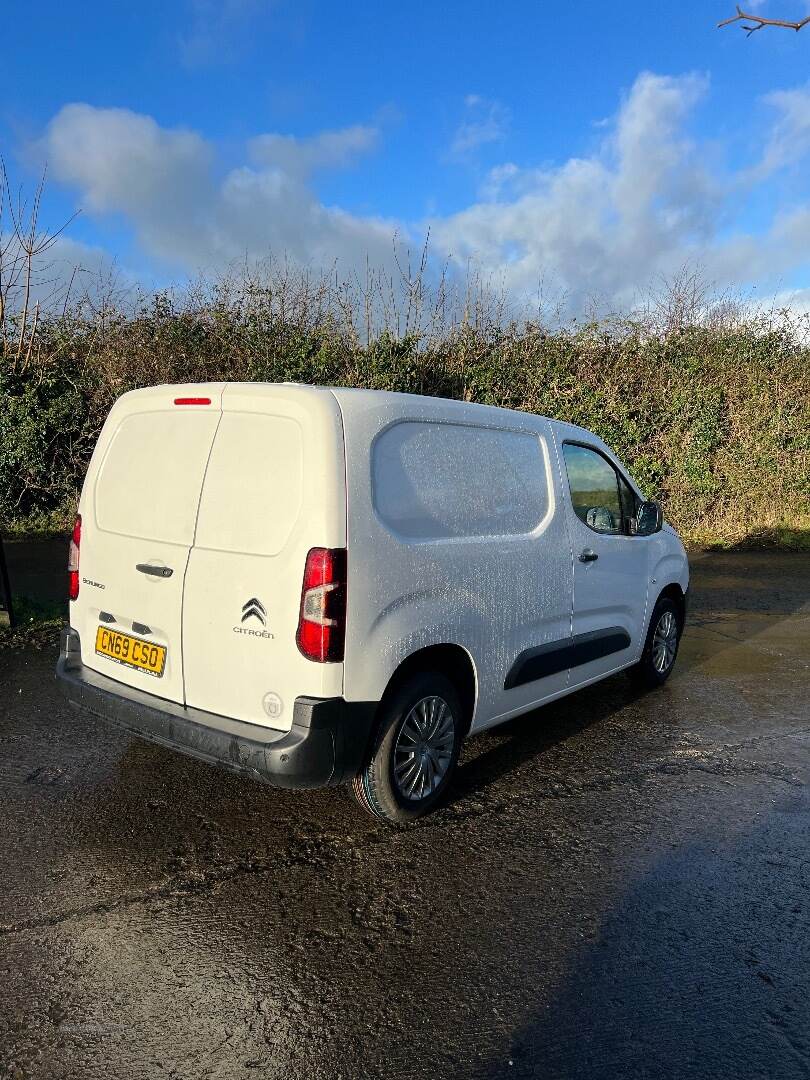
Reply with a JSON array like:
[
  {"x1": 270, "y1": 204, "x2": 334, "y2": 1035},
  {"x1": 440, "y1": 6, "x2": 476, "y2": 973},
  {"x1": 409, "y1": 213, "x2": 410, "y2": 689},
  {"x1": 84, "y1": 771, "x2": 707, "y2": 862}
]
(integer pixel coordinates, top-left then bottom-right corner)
[
  {"x1": 296, "y1": 547, "x2": 347, "y2": 662},
  {"x1": 68, "y1": 514, "x2": 82, "y2": 601}
]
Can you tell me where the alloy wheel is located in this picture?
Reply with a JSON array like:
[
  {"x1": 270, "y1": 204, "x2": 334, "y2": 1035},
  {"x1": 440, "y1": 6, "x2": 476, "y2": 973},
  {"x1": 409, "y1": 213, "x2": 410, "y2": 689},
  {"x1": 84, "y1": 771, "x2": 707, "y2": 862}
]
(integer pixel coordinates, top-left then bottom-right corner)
[
  {"x1": 393, "y1": 695, "x2": 455, "y2": 801},
  {"x1": 652, "y1": 610, "x2": 678, "y2": 673}
]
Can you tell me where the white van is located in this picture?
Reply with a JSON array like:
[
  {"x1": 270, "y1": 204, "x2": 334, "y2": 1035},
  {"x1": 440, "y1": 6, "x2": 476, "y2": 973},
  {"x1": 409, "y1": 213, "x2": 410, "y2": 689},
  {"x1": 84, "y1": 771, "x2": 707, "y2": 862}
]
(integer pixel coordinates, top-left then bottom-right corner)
[{"x1": 57, "y1": 383, "x2": 689, "y2": 823}]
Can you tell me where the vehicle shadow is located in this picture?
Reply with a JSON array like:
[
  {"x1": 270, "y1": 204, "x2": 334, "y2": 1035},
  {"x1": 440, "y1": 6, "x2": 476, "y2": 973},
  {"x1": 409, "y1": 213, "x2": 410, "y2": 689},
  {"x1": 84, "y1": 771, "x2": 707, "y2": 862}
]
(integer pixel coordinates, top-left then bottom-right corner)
[
  {"x1": 441, "y1": 815, "x2": 810, "y2": 1080},
  {"x1": 452, "y1": 676, "x2": 647, "y2": 806}
]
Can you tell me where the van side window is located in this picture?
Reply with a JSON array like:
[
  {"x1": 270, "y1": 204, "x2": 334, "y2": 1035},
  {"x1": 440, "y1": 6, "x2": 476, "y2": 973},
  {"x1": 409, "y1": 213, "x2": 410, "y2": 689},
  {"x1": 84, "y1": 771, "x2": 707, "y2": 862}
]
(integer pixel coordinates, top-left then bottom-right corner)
[
  {"x1": 562, "y1": 443, "x2": 622, "y2": 535},
  {"x1": 372, "y1": 422, "x2": 549, "y2": 540}
]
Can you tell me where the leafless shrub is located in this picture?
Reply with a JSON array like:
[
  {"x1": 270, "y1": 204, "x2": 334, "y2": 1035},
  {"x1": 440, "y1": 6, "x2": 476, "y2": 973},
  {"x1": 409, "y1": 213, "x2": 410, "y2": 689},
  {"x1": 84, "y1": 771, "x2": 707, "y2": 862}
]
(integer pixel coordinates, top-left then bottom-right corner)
[{"x1": 0, "y1": 162, "x2": 79, "y2": 366}]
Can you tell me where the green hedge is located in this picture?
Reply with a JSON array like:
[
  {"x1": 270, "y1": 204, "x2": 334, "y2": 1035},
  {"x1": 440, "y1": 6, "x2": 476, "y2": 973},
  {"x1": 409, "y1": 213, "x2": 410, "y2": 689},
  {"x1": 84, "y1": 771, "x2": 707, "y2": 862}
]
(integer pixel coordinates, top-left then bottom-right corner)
[{"x1": 2, "y1": 305, "x2": 808, "y2": 548}]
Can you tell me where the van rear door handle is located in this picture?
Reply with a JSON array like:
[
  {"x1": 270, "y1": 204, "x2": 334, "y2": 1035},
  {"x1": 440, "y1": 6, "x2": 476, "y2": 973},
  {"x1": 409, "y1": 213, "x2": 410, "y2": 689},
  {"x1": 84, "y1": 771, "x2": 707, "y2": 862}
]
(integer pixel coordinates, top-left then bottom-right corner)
[
  {"x1": 578, "y1": 549, "x2": 598, "y2": 563},
  {"x1": 136, "y1": 563, "x2": 173, "y2": 578}
]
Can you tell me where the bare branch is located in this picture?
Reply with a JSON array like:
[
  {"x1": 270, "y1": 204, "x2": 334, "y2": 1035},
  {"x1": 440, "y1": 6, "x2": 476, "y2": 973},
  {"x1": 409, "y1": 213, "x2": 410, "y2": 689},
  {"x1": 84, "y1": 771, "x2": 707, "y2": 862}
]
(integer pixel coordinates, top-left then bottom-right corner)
[
  {"x1": 24, "y1": 301, "x2": 39, "y2": 365},
  {"x1": 719, "y1": 5, "x2": 810, "y2": 35},
  {"x1": 0, "y1": 161, "x2": 83, "y2": 361}
]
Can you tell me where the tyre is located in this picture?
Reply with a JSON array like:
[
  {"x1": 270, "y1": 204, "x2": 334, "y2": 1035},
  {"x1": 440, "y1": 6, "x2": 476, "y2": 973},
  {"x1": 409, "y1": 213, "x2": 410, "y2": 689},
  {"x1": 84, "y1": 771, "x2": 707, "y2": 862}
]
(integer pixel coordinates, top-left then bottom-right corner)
[
  {"x1": 351, "y1": 671, "x2": 463, "y2": 825},
  {"x1": 628, "y1": 596, "x2": 682, "y2": 689}
]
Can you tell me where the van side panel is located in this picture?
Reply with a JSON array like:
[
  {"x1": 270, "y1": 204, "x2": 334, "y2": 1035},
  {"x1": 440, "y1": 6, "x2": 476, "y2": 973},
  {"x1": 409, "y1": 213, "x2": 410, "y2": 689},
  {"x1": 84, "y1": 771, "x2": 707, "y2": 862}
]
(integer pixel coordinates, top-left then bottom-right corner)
[
  {"x1": 334, "y1": 390, "x2": 574, "y2": 731},
  {"x1": 182, "y1": 385, "x2": 346, "y2": 732}
]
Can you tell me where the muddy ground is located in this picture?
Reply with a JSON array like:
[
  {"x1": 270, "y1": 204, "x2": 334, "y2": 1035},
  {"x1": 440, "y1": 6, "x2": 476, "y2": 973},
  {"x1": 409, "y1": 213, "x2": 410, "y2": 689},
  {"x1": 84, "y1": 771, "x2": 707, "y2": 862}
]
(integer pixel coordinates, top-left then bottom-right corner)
[{"x1": 1, "y1": 550, "x2": 808, "y2": 1079}]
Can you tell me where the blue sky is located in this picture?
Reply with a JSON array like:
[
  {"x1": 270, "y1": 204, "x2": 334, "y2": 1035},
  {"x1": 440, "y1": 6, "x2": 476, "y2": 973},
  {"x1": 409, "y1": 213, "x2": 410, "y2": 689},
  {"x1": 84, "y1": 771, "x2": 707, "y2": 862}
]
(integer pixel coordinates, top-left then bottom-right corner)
[{"x1": 4, "y1": 0, "x2": 810, "y2": 315}]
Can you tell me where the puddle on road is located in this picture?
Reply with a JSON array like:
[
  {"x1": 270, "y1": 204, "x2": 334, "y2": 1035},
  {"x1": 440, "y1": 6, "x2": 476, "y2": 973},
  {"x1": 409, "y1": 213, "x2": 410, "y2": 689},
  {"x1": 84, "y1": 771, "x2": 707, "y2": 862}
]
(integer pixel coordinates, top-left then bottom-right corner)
[
  {"x1": 681, "y1": 632, "x2": 782, "y2": 677},
  {"x1": 681, "y1": 610, "x2": 807, "y2": 679}
]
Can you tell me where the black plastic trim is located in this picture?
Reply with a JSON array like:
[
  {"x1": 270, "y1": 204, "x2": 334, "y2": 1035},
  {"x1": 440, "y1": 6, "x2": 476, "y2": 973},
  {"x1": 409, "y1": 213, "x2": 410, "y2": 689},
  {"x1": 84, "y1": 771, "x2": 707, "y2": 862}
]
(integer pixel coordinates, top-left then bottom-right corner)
[
  {"x1": 136, "y1": 563, "x2": 174, "y2": 578},
  {"x1": 56, "y1": 628, "x2": 377, "y2": 789},
  {"x1": 504, "y1": 626, "x2": 632, "y2": 690}
]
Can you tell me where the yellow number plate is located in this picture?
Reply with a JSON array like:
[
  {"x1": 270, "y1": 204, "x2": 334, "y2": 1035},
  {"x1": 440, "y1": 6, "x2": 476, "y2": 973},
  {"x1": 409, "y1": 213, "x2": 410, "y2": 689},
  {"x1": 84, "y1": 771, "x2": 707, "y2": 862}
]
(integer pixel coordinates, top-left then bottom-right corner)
[{"x1": 95, "y1": 626, "x2": 166, "y2": 678}]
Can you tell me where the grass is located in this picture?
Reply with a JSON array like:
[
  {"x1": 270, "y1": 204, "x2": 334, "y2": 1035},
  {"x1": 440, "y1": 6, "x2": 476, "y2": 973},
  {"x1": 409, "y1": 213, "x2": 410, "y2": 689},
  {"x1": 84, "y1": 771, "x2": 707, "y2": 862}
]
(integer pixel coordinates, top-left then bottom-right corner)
[
  {"x1": 3, "y1": 510, "x2": 74, "y2": 541},
  {"x1": 0, "y1": 594, "x2": 66, "y2": 652}
]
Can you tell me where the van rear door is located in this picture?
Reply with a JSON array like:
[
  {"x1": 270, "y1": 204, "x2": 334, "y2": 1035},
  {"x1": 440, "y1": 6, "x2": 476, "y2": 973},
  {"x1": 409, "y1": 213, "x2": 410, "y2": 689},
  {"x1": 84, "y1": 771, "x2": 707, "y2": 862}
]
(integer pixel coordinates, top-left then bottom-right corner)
[
  {"x1": 182, "y1": 384, "x2": 346, "y2": 732},
  {"x1": 72, "y1": 385, "x2": 224, "y2": 704}
]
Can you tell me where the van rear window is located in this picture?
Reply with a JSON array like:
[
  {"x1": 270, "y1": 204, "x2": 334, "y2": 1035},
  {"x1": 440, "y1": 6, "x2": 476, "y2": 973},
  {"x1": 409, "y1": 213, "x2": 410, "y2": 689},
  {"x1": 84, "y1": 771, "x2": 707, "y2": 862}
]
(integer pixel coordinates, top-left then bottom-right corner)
[
  {"x1": 193, "y1": 412, "x2": 303, "y2": 556},
  {"x1": 372, "y1": 421, "x2": 550, "y2": 540},
  {"x1": 94, "y1": 411, "x2": 220, "y2": 545}
]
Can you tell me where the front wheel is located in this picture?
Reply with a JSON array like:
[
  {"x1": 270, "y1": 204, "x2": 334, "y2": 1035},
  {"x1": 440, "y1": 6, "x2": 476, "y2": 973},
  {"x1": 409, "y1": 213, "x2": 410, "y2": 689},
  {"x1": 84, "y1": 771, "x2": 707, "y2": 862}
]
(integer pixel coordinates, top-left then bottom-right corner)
[
  {"x1": 351, "y1": 672, "x2": 463, "y2": 825},
  {"x1": 628, "y1": 596, "x2": 682, "y2": 689}
]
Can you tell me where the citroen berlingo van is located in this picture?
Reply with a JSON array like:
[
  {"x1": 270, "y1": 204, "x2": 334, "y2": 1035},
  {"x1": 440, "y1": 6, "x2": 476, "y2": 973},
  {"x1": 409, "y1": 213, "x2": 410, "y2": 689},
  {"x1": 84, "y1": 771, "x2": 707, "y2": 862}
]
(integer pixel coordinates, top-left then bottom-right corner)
[{"x1": 57, "y1": 382, "x2": 689, "y2": 823}]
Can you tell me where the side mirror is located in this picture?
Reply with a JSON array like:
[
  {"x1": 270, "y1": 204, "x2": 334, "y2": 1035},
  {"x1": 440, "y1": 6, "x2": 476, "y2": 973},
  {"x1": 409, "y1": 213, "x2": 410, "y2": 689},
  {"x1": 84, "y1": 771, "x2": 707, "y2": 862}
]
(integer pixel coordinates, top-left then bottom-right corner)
[
  {"x1": 634, "y1": 500, "x2": 663, "y2": 536},
  {"x1": 586, "y1": 506, "x2": 618, "y2": 533}
]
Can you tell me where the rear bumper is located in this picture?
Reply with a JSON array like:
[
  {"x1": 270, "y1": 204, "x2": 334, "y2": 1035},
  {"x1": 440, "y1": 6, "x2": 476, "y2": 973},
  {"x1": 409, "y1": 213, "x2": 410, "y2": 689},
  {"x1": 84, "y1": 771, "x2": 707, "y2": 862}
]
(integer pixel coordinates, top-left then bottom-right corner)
[{"x1": 56, "y1": 628, "x2": 377, "y2": 789}]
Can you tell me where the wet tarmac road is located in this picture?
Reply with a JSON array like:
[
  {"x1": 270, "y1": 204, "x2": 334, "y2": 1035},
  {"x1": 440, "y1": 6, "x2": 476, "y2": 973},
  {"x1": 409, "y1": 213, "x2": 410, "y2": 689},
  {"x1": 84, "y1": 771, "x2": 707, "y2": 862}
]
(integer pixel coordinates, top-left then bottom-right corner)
[{"x1": 1, "y1": 551, "x2": 809, "y2": 1079}]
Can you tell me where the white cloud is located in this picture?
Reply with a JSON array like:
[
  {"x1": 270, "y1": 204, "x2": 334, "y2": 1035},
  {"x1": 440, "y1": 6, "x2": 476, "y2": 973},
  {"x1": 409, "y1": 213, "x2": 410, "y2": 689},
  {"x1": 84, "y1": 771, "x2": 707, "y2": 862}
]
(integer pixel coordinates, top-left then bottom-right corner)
[
  {"x1": 433, "y1": 73, "x2": 724, "y2": 312},
  {"x1": 769, "y1": 284, "x2": 810, "y2": 316},
  {"x1": 754, "y1": 84, "x2": 810, "y2": 176},
  {"x1": 34, "y1": 72, "x2": 810, "y2": 318},
  {"x1": 450, "y1": 95, "x2": 510, "y2": 157},
  {"x1": 739, "y1": 0, "x2": 810, "y2": 11},
  {"x1": 39, "y1": 105, "x2": 397, "y2": 276},
  {"x1": 249, "y1": 124, "x2": 379, "y2": 178},
  {"x1": 42, "y1": 105, "x2": 211, "y2": 218},
  {"x1": 178, "y1": 0, "x2": 267, "y2": 67},
  {"x1": 479, "y1": 162, "x2": 522, "y2": 200},
  {"x1": 431, "y1": 71, "x2": 810, "y2": 313}
]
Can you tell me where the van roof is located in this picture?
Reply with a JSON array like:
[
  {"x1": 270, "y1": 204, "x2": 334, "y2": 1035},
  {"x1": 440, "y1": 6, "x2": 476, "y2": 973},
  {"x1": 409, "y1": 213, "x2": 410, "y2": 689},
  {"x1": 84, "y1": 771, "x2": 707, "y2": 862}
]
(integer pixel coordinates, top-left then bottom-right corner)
[
  {"x1": 326, "y1": 383, "x2": 550, "y2": 418},
  {"x1": 118, "y1": 380, "x2": 601, "y2": 446},
  {"x1": 313, "y1": 384, "x2": 601, "y2": 447}
]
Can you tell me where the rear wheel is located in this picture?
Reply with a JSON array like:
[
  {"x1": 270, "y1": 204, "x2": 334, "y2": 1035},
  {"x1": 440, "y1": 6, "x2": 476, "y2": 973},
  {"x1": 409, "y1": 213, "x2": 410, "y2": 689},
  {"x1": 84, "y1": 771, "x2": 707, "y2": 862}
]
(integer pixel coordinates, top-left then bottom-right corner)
[
  {"x1": 351, "y1": 672, "x2": 463, "y2": 825},
  {"x1": 628, "y1": 596, "x2": 682, "y2": 688}
]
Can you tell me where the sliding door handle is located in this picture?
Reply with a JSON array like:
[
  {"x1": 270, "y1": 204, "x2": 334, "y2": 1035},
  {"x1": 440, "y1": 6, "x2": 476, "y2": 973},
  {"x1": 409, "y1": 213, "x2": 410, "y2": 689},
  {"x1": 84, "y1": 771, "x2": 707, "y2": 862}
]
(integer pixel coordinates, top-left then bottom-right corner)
[
  {"x1": 136, "y1": 563, "x2": 173, "y2": 578},
  {"x1": 578, "y1": 549, "x2": 599, "y2": 563}
]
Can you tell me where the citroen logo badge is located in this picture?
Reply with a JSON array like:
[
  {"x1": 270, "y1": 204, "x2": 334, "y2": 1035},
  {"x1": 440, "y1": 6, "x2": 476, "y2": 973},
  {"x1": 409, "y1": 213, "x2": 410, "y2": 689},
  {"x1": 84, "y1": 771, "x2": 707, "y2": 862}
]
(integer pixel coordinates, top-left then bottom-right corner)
[{"x1": 241, "y1": 598, "x2": 267, "y2": 626}]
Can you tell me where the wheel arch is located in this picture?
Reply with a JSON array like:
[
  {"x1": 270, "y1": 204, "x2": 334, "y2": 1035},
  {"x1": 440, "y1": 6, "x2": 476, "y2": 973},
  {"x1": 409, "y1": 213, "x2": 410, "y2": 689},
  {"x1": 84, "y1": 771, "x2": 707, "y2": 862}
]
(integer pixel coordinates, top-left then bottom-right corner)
[
  {"x1": 381, "y1": 643, "x2": 478, "y2": 735},
  {"x1": 654, "y1": 581, "x2": 687, "y2": 629}
]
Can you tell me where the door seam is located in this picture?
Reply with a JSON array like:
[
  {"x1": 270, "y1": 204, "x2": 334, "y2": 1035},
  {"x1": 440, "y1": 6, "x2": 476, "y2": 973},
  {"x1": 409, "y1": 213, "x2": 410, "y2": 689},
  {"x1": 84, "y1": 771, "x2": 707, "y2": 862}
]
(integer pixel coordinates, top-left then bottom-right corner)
[
  {"x1": 180, "y1": 399, "x2": 225, "y2": 706},
  {"x1": 548, "y1": 425, "x2": 576, "y2": 683}
]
